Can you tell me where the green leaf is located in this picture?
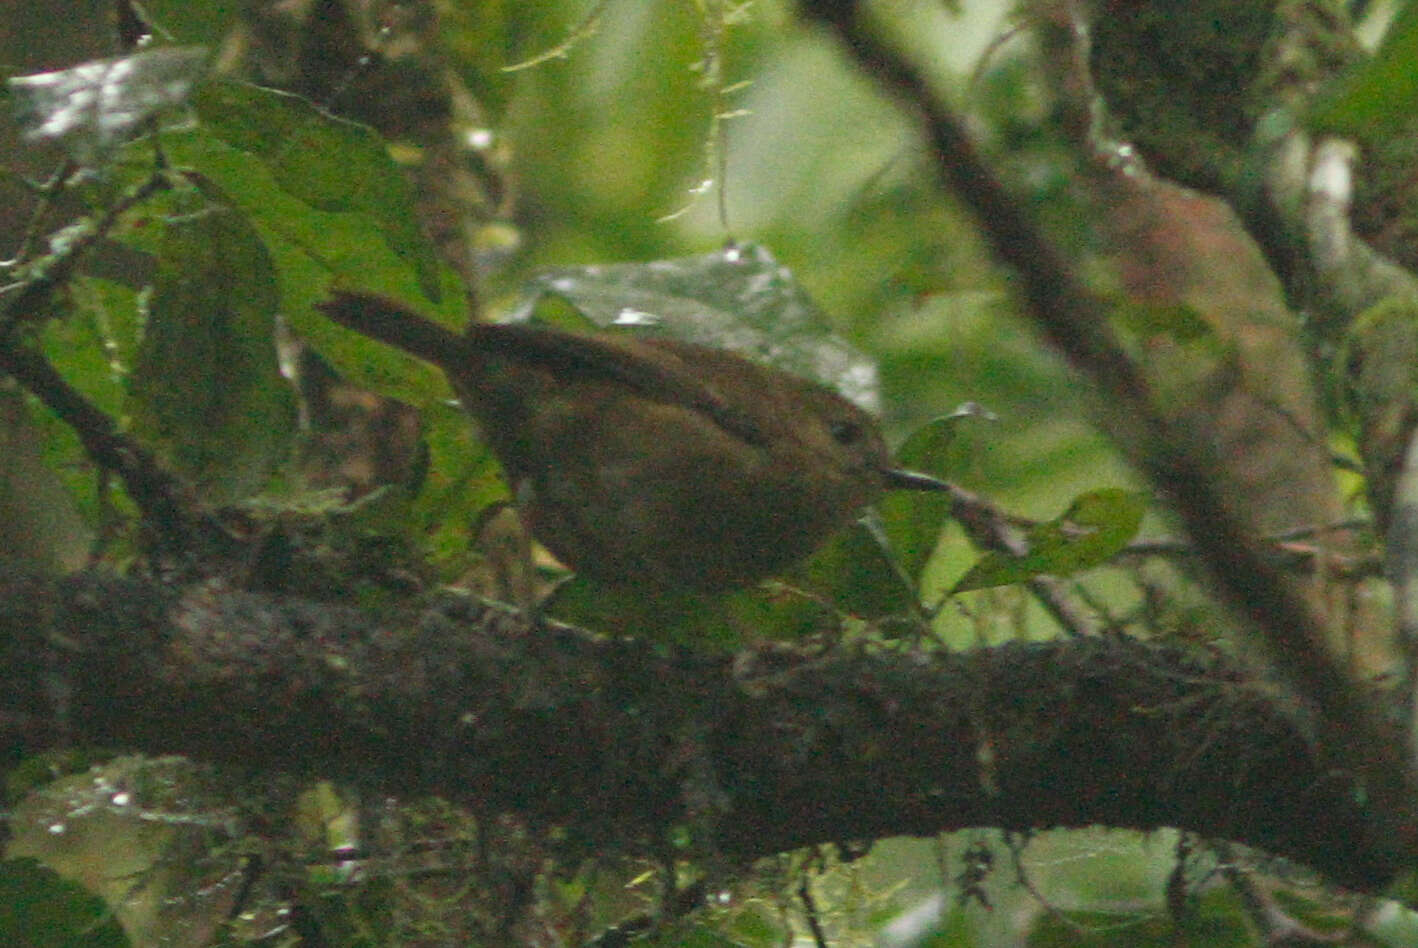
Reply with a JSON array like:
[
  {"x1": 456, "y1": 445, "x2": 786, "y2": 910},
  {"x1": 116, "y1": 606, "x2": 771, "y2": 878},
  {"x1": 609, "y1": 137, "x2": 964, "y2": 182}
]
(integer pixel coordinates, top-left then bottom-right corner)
[
  {"x1": 41, "y1": 275, "x2": 144, "y2": 419},
  {"x1": 517, "y1": 243, "x2": 881, "y2": 407},
  {"x1": 414, "y1": 401, "x2": 508, "y2": 573},
  {"x1": 784, "y1": 518, "x2": 918, "y2": 620},
  {"x1": 0, "y1": 858, "x2": 130, "y2": 948},
  {"x1": 0, "y1": 390, "x2": 92, "y2": 573},
  {"x1": 1110, "y1": 300, "x2": 1214, "y2": 343},
  {"x1": 134, "y1": 1, "x2": 238, "y2": 45},
  {"x1": 162, "y1": 119, "x2": 461, "y2": 404},
  {"x1": 28, "y1": 277, "x2": 148, "y2": 535},
  {"x1": 7, "y1": 47, "x2": 208, "y2": 165},
  {"x1": 191, "y1": 79, "x2": 441, "y2": 302},
  {"x1": 877, "y1": 407, "x2": 993, "y2": 583},
  {"x1": 952, "y1": 488, "x2": 1146, "y2": 593},
  {"x1": 1311, "y1": 4, "x2": 1418, "y2": 141},
  {"x1": 127, "y1": 201, "x2": 294, "y2": 504}
]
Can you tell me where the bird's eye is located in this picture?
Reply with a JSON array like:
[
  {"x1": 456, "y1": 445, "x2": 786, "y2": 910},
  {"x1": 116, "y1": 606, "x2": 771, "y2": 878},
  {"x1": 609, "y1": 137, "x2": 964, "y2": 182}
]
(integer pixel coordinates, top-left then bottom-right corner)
[{"x1": 829, "y1": 419, "x2": 862, "y2": 445}]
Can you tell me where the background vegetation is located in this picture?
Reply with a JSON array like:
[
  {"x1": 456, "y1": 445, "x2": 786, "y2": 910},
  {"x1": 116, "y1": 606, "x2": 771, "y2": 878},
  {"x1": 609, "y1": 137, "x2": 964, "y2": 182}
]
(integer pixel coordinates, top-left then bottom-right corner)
[{"x1": 4, "y1": 0, "x2": 1418, "y2": 945}]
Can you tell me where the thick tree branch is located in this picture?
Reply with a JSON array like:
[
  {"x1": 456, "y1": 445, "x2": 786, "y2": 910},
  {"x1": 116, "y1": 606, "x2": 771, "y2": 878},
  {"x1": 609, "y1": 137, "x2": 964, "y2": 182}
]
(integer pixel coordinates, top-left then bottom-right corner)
[{"x1": 0, "y1": 567, "x2": 1398, "y2": 891}]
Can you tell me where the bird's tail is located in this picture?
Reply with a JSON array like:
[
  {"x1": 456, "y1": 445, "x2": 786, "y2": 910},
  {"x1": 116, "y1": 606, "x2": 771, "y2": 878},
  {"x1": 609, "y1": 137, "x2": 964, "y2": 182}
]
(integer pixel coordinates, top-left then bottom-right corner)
[{"x1": 315, "y1": 291, "x2": 467, "y2": 368}]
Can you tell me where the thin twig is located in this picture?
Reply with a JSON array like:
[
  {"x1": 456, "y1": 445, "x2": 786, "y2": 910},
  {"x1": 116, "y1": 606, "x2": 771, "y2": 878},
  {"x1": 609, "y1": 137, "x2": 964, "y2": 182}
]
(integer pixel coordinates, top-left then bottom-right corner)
[
  {"x1": 797, "y1": 874, "x2": 829, "y2": 948},
  {"x1": 0, "y1": 331, "x2": 231, "y2": 557},
  {"x1": 1121, "y1": 536, "x2": 1383, "y2": 580},
  {"x1": 943, "y1": 482, "x2": 1098, "y2": 637},
  {"x1": 1391, "y1": 427, "x2": 1418, "y2": 765},
  {"x1": 1211, "y1": 841, "x2": 1352, "y2": 944},
  {"x1": 0, "y1": 159, "x2": 78, "y2": 271},
  {"x1": 0, "y1": 170, "x2": 169, "y2": 335}
]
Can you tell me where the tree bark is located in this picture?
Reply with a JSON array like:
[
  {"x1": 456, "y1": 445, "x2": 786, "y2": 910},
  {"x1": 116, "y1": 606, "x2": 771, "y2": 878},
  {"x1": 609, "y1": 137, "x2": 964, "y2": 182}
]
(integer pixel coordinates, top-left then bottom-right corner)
[{"x1": 0, "y1": 567, "x2": 1398, "y2": 891}]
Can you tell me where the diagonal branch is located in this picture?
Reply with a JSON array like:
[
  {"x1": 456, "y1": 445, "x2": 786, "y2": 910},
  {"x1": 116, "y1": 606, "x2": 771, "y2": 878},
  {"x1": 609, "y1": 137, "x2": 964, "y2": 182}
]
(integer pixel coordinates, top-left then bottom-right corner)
[
  {"x1": 794, "y1": 0, "x2": 1418, "y2": 863},
  {"x1": 0, "y1": 330, "x2": 232, "y2": 557}
]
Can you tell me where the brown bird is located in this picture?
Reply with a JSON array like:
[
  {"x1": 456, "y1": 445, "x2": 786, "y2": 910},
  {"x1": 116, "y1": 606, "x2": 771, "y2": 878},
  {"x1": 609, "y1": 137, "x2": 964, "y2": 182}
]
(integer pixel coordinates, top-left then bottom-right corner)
[{"x1": 316, "y1": 291, "x2": 946, "y2": 591}]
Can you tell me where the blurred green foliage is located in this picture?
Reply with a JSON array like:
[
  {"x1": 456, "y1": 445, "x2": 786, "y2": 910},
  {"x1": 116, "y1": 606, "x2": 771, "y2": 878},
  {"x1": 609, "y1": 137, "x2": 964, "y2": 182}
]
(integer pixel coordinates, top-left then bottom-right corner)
[
  {"x1": 0, "y1": 858, "x2": 131, "y2": 948},
  {"x1": 0, "y1": 1, "x2": 1314, "y2": 945}
]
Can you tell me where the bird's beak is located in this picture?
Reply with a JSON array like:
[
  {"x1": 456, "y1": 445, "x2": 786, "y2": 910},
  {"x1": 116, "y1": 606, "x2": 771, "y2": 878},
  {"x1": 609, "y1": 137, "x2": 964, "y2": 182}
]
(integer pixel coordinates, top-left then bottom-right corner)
[{"x1": 883, "y1": 468, "x2": 951, "y2": 492}]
